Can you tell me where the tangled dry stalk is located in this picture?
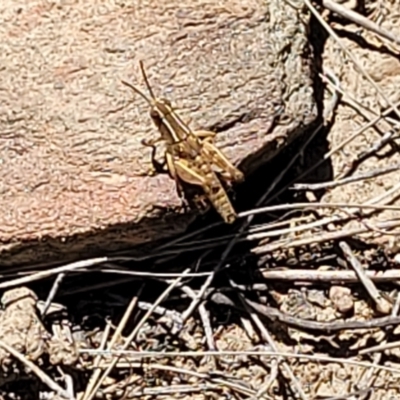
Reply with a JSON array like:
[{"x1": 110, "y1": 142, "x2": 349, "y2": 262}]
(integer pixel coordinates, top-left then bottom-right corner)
[{"x1": 1, "y1": 0, "x2": 400, "y2": 399}]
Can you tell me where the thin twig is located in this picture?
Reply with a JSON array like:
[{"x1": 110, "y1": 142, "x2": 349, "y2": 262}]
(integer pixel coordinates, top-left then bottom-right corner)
[
  {"x1": 366, "y1": 181, "x2": 400, "y2": 205},
  {"x1": 181, "y1": 286, "x2": 215, "y2": 350},
  {"x1": 322, "y1": 0, "x2": 400, "y2": 45},
  {"x1": 78, "y1": 349, "x2": 400, "y2": 375},
  {"x1": 243, "y1": 297, "x2": 400, "y2": 332},
  {"x1": 119, "y1": 363, "x2": 258, "y2": 397},
  {"x1": 253, "y1": 357, "x2": 279, "y2": 400},
  {"x1": 136, "y1": 301, "x2": 183, "y2": 331},
  {"x1": 360, "y1": 338, "x2": 400, "y2": 356},
  {"x1": 292, "y1": 163, "x2": 400, "y2": 191},
  {"x1": 240, "y1": 201, "x2": 400, "y2": 219},
  {"x1": 339, "y1": 241, "x2": 392, "y2": 314},
  {"x1": 255, "y1": 218, "x2": 400, "y2": 257},
  {"x1": 41, "y1": 273, "x2": 66, "y2": 317},
  {"x1": 0, "y1": 257, "x2": 115, "y2": 289},
  {"x1": 259, "y1": 268, "x2": 400, "y2": 283},
  {"x1": 82, "y1": 321, "x2": 112, "y2": 400}
]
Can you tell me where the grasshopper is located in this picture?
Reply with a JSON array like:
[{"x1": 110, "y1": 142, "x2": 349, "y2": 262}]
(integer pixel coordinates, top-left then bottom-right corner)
[{"x1": 122, "y1": 61, "x2": 244, "y2": 223}]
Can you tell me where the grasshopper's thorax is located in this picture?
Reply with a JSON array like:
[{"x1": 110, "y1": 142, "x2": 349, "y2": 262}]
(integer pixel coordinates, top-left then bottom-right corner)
[
  {"x1": 168, "y1": 142, "x2": 197, "y2": 158},
  {"x1": 150, "y1": 98, "x2": 203, "y2": 158},
  {"x1": 180, "y1": 135, "x2": 203, "y2": 158}
]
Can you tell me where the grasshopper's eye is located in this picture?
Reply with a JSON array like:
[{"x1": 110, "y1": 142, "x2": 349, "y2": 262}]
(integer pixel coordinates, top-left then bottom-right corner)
[{"x1": 150, "y1": 108, "x2": 161, "y2": 120}]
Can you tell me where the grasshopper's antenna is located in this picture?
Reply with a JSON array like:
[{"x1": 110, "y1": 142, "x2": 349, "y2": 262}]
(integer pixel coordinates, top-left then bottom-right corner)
[
  {"x1": 138, "y1": 60, "x2": 156, "y2": 101},
  {"x1": 121, "y1": 61, "x2": 157, "y2": 105},
  {"x1": 121, "y1": 79, "x2": 152, "y2": 106}
]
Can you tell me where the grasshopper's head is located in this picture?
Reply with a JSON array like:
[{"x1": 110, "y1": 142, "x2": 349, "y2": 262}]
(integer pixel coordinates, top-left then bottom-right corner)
[
  {"x1": 122, "y1": 63, "x2": 173, "y2": 125},
  {"x1": 149, "y1": 98, "x2": 185, "y2": 144},
  {"x1": 149, "y1": 98, "x2": 173, "y2": 124},
  {"x1": 122, "y1": 61, "x2": 187, "y2": 144}
]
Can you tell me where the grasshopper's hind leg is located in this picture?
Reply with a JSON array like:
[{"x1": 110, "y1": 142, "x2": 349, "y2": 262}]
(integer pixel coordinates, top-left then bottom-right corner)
[
  {"x1": 197, "y1": 135, "x2": 244, "y2": 184},
  {"x1": 193, "y1": 130, "x2": 216, "y2": 141},
  {"x1": 166, "y1": 154, "x2": 207, "y2": 213}
]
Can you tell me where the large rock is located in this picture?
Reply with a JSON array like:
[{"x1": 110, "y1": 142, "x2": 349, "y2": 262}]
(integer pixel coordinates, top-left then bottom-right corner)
[{"x1": 0, "y1": 0, "x2": 317, "y2": 267}]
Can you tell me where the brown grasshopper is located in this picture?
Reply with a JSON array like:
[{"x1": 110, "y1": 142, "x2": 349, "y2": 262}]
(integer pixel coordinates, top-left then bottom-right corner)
[{"x1": 122, "y1": 61, "x2": 244, "y2": 223}]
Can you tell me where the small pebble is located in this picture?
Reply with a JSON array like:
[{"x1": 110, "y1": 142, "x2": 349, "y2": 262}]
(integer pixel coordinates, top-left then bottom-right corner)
[{"x1": 329, "y1": 285, "x2": 354, "y2": 314}]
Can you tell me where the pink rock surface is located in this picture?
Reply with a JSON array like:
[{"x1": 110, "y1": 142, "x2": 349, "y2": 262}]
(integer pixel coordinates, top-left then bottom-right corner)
[{"x1": 0, "y1": 0, "x2": 316, "y2": 266}]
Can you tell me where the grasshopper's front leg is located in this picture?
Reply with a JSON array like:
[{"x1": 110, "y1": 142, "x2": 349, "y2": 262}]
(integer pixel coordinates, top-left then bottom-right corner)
[
  {"x1": 165, "y1": 152, "x2": 186, "y2": 200},
  {"x1": 195, "y1": 130, "x2": 244, "y2": 184},
  {"x1": 141, "y1": 137, "x2": 167, "y2": 175}
]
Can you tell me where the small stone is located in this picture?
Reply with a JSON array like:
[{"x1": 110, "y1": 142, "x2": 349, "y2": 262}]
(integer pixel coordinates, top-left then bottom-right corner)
[{"x1": 329, "y1": 286, "x2": 354, "y2": 314}]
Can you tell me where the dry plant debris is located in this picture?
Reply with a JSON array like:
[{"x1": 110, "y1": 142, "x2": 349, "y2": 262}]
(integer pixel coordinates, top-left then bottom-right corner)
[
  {"x1": 0, "y1": 287, "x2": 80, "y2": 393},
  {"x1": 0, "y1": 287, "x2": 50, "y2": 373},
  {"x1": 1, "y1": 0, "x2": 400, "y2": 400}
]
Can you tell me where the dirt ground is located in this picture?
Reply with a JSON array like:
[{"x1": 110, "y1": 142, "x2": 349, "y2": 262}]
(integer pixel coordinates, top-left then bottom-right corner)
[{"x1": 1, "y1": 1, "x2": 400, "y2": 400}]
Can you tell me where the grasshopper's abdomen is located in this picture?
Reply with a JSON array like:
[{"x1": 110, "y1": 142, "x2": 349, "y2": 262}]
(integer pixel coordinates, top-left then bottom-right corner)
[
  {"x1": 203, "y1": 180, "x2": 237, "y2": 224},
  {"x1": 198, "y1": 162, "x2": 237, "y2": 224}
]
